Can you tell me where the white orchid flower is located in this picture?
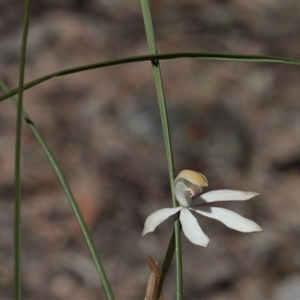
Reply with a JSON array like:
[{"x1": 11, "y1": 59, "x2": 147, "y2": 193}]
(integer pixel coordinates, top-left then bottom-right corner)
[{"x1": 142, "y1": 170, "x2": 262, "y2": 247}]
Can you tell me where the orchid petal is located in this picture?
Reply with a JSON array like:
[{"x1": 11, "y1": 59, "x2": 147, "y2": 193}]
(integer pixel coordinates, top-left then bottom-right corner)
[
  {"x1": 142, "y1": 207, "x2": 181, "y2": 236},
  {"x1": 174, "y1": 181, "x2": 191, "y2": 207},
  {"x1": 193, "y1": 207, "x2": 263, "y2": 232},
  {"x1": 196, "y1": 190, "x2": 259, "y2": 204},
  {"x1": 179, "y1": 208, "x2": 209, "y2": 246}
]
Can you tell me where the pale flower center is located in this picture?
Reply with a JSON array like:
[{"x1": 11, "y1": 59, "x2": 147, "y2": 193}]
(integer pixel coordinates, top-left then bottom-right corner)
[{"x1": 187, "y1": 184, "x2": 202, "y2": 199}]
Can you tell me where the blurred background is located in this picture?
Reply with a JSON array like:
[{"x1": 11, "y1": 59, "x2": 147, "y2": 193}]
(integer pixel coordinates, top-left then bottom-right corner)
[{"x1": 1, "y1": 1, "x2": 300, "y2": 299}]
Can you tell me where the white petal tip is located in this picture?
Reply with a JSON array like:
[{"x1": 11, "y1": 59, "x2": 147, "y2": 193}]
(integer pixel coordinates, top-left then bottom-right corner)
[
  {"x1": 192, "y1": 239, "x2": 210, "y2": 247},
  {"x1": 142, "y1": 228, "x2": 153, "y2": 236},
  {"x1": 238, "y1": 191, "x2": 260, "y2": 199},
  {"x1": 188, "y1": 239, "x2": 210, "y2": 247},
  {"x1": 201, "y1": 240, "x2": 210, "y2": 247},
  {"x1": 243, "y1": 224, "x2": 263, "y2": 233},
  {"x1": 254, "y1": 226, "x2": 263, "y2": 232}
]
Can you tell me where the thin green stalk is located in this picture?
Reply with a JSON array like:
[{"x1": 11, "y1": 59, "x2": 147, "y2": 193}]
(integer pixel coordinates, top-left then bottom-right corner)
[
  {"x1": 140, "y1": 1, "x2": 183, "y2": 299},
  {"x1": 0, "y1": 80, "x2": 115, "y2": 300},
  {"x1": 14, "y1": 1, "x2": 30, "y2": 299},
  {"x1": 1, "y1": 52, "x2": 300, "y2": 103}
]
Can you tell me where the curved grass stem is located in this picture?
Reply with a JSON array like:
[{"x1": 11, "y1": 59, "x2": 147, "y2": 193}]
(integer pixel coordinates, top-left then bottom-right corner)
[
  {"x1": 0, "y1": 78, "x2": 115, "y2": 300},
  {"x1": 1, "y1": 52, "x2": 300, "y2": 103}
]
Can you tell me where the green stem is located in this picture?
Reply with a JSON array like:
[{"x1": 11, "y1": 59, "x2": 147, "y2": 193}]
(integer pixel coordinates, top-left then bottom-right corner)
[
  {"x1": 140, "y1": 1, "x2": 183, "y2": 299},
  {"x1": 14, "y1": 1, "x2": 30, "y2": 299},
  {"x1": 0, "y1": 78, "x2": 115, "y2": 300},
  {"x1": 1, "y1": 52, "x2": 300, "y2": 102}
]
